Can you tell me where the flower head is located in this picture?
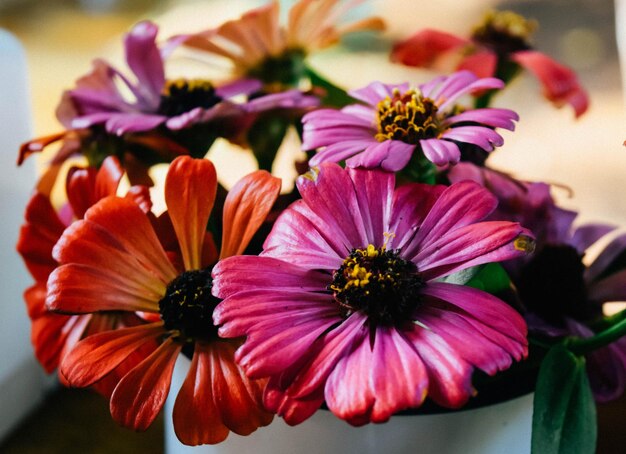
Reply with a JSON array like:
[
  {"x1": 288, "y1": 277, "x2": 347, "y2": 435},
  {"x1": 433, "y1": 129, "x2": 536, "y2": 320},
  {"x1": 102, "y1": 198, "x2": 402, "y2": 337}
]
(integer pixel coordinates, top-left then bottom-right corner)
[
  {"x1": 46, "y1": 156, "x2": 281, "y2": 445},
  {"x1": 16, "y1": 157, "x2": 151, "y2": 396},
  {"x1": 391, "y1": 10, "x2": 589, "y2": 117},
  {"x1": 64, "y1": 21, "x2": 316, "y2": 137},
  {"x1": 213, "y1": 163, "x2": 532, "y2": 425},
  {"x1": 302, "y1": 71, "x2": 518, "y2": 171},
  {"x1": 517, "y1": 223, "x2": 626, "y2": 403},
  {"x1": 172, "y1": 0, "x2": 384, "y2": 87}
]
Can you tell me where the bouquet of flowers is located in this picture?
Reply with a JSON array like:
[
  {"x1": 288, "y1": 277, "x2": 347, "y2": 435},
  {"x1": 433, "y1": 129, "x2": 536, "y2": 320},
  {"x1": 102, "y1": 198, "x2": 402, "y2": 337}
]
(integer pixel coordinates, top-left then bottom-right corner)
[{"x1": 15, "y1": 1, "x2": 626, "y2": 452}]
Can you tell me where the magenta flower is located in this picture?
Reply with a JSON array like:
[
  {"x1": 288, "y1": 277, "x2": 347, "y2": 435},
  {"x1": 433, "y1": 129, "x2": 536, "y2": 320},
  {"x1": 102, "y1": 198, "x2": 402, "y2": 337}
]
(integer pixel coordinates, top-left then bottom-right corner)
[
  {"x1": 212, "y1": 163, "x2": 533, "y2": 425},
  {"x1": 65, "y1": 21, "x2": 317, "y2": 136},
  {"x1": 302, "y1": 71, "x2": 518, "y2": 171}
]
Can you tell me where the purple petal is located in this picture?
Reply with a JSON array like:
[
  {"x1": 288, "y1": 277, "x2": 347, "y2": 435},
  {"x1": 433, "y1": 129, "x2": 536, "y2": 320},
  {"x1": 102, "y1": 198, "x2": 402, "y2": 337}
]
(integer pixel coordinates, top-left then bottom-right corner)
[
  {"x1": 309, "y1": 140, "x2": 372, "y2": 167},
  {"x1": 124, "y1": 21, "x2": 165, "y2": 109},
  {"x1": 571, "y1": 223, "x2": 616, "y2": 255},
  {"x1": 104, "y1": 113, "x2": 166, "y2": 135},
  {"x1": 165, "y1": 103, "x2": 243, "y2": 130},
  {"x1": 588, "y1": 269, "x2": 626, "y2": 303},
  {"x1": 441, "y1": 126, "x2": 504, "y2": 151},
  {"x1": 419, "y1": 138, "x2": 461, "y2": 167},
  {"x1": 565, "y1": 319, "x2": 626, "y2": 403},
  {"x1": 245, "y1": 89, "x2": 319, "y2": 112},
  {"x1": 349, "y1": 81, "x2": 409, "y2": 106},
  {"x1": 215, "y1": 78, "x2": 262, "y2": 98},
  {"x1": 445, "y1": 108, "x2": 519, "y2": 130},
  {"x1": 302, "y1": 109, "x2": 374, "y2": 150},
  {"x1": 586, "y1": 233, "x2": 626, "y2": 284},
  {"x1": 345, "y1": 140, "x2": 415, "y2": 171}
]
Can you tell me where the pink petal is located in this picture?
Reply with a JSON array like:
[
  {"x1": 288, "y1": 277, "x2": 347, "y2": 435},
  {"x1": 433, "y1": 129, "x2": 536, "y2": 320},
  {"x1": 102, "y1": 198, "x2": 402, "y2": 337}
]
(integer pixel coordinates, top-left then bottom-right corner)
[
  {"x1": 457, "y1": 51, "x2": 497, "y2": 78},
  {"x1": 512, "y1": 50, "x2": 589, "y2": 117},
  {"x1": 419, "y1": 138, "x2": 460, "y2": 167},
  {"x1": 390, "y1": 29, "x2": 468, "y2": 68},
  {"x1": 345, "y1": 140, "x2": 415, "y2": 171},
  {"x1": 124, "y1": 21, "x2": 165, "y2": 109},
  {"x1": 212, "y1": 255, "x2": 329, "y2": 299},
  {"x1": 325, "y1": 326, "x2": 428, "y2": 425}
]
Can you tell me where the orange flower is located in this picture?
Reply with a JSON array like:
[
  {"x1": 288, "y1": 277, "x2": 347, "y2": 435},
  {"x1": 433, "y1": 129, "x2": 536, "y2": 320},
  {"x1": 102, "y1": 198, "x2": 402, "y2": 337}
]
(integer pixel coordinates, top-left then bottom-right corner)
[
  {"x1": 174, "y1": 0, "x2": 384, "y2": 84},
  {"x1": 47, "y1": 156, "x2": 280, "y2": 445}
]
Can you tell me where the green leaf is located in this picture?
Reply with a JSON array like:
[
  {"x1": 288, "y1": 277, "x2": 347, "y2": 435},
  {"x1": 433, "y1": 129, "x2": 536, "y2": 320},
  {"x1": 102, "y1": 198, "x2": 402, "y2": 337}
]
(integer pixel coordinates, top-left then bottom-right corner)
[
  {"x1": 465, "y1": 262, "x2": 511, "y2": 294},
  {"x1": 304, "y1": 65, "x2": 355, "y2": 108},
  {"x1": 247, "y1": 115, "x2": 291, "y2": 172},
  {"x1": 531, "y1": 345, "x2": 597, "y2": 454}
]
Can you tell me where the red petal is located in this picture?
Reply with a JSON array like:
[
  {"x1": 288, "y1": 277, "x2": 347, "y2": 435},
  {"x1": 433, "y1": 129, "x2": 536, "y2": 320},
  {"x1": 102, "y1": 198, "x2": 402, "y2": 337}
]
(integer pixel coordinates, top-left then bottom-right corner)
[
  {"x1": 457, "y1": 51, "x2": 497, "y2": 78},
  {"x1": 173, "y1": 341, "x2": 272, "y2": 445},
  {"x1": 220, "y1": 170, "x2": 281, "y2": 258},
  {"x1": 17, "y1": 193, "x2": 66, "y2": 281},
  {"x1": 512, "y1": 50, "x2": 589, "y2": 117},
  {"x1": 391, "y1": 29, "x2": 468, "y2": 68},
  {"x1": 17, "y1": 132, "x2": 67, "y2": 165},
  {"x1": 165, "y1": 156, "x2": 217, "y2": 270},
  {"x1": 110, "y1": 338, "x2": 181, "y2": 431},
  {"x1": 61, "y1": 323, "x2": 163, "y2": 387}
]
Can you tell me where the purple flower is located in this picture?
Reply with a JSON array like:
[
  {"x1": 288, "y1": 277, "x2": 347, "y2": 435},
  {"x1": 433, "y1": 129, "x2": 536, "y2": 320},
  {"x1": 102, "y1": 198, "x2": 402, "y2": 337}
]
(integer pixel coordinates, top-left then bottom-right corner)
[
  {"x1": 448, "y1": 162, "x2": 577, "y2": 249},
  {"x1": 212, "y1": 164, "x2": 533, "y2": 425},
  {"x1": 64, "y1": 21, "x2": 318, "y2": 136},
  {"x1": 518, "y1": 224, "x2": 626, "y2": 402},
  {"x1": 302, "y1": 71, "x2": 518, "y2": 171}
]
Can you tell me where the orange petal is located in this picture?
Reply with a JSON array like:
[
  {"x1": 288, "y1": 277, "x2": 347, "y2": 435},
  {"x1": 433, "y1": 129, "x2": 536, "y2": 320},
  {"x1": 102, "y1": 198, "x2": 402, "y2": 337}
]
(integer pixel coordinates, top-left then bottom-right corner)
[
  {"x1": 61, "y1": 323, "x2": 163, "y2": 387},
  {"x1": 165, "y1": 156, "x2": 217, "y2": 271},
  {"x1": 220, "y1": 170, "x2": 281, "y2": 258},
  {"x1": 17, "y1": 131, "x2": 67, "y2": 165},
  {"x1": 173, "y1": 343, "x2": 230, "y2": 445},
  {"x1": 110, "y1": 337, "x2": 182, "y2": 431}
]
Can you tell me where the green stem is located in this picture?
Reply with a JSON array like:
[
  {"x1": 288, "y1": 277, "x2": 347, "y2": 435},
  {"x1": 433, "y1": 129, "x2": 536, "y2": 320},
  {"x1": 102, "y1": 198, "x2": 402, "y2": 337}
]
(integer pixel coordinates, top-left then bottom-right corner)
[{"x1": 568, "y1": 311, "x2": 626, "y2": 355}]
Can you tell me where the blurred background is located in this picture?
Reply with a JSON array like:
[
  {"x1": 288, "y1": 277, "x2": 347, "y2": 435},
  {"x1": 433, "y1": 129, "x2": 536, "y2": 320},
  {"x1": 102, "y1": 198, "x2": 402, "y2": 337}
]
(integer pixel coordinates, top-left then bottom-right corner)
[{"x1": 0, "y1": 0, "x2": 624, "y2": 452}]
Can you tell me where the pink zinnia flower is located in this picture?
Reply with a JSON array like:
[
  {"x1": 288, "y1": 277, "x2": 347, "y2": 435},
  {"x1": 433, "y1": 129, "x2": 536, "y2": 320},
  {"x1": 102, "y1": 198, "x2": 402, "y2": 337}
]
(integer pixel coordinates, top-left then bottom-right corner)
[
  {"x1": 213, "y1": 163, "x2": 533, "y2": 425},
  {"x1": 64, "y1": 21, "x2": 317, "y2": 136},
  {"x1": 47, "y1": 156, "x2": 280, "y2": 444},
  {"x1": 302, "y1": 71, "x2": 518, "y2": 171},
  {"x1": 390, "y1": 10, "x2": 589, "y2": 117}
]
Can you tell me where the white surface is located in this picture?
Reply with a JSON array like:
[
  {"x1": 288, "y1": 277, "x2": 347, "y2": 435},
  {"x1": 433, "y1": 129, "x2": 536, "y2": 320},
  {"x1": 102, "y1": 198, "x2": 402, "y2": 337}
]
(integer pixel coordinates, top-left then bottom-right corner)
[
  {"x1": 164, "y1": 356, "x2": 533, "y2": 454},
  {"x1": 0, "y1": 28, "x2": 47, "y2": 442}
]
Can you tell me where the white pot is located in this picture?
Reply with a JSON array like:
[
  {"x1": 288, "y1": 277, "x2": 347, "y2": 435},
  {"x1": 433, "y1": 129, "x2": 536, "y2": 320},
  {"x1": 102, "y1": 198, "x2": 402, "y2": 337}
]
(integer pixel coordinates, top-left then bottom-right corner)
[{"x1": 164, "y1": 356, "x2": 533, "y2": 454}]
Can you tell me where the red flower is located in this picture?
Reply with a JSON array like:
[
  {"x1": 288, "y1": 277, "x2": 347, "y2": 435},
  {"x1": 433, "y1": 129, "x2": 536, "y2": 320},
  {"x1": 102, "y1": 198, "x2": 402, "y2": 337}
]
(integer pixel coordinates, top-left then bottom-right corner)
[
  {"x1": 16, "y1": 157, "x2": 151, "y2": 396},
  {"x1": 47, "y1": 156, "x2": 280, "y2": 445},
  {"x1": 391, "y1": 10, "x2": 589, "y2": 117}
]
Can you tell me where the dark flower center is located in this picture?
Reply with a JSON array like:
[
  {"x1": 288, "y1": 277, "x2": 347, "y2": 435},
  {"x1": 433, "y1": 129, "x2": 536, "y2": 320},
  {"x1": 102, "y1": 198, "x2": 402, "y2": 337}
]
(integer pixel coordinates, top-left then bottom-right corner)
[
  {"x1": 330, "y1": 244, "x2": 424, "y2": 327},
  {"x1": 157, "y1": 79, "x2": 222, "y2": 117},
  {"x1": 247, "y1": 48, "x2": 307, "y2": 87},
  {"x1": 471, "y1": 10, "x2": 535, "y2": 56},
  {"x1": 375, "y1": 89, "x2": 439, "y2": 144},
  {"x1": 518, "y1": 245, "x2": 598, "y2": 325},
  {"x1": 158, "y1": 269, "x2": 220, "y2": 342}
]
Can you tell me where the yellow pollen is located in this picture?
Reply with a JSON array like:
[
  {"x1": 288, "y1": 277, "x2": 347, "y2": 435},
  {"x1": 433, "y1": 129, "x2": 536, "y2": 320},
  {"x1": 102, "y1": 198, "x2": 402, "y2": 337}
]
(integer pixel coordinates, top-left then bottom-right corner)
[
  {"x1": 375, "y1": 89, "x2": 439, "y2": 144},
  {"x1": 473, "y1": 10, "x2": 537, "y2": 41},
  {"x1": 163, "y1": 78, "x2": 214, "y2": 96},
  {"x1": 514, "y1": 235, "x2": 536, "y2": 254}
]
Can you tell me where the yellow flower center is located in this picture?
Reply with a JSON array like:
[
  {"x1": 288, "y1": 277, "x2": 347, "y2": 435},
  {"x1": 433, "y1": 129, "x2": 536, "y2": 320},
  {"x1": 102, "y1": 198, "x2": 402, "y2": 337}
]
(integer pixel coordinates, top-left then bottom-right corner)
[
  {"x1": 330, "y1": 244, "x2": 423, "y2": 326},
  {"x1": 158, "y1": 79, "x2": 221, "y2": 117},
  {"x1": 375, "y1": 89, "x2": 439, "y2": 144},
  {"x1": 472, "y1": 10, "x2": 537, "y2": 53}
]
